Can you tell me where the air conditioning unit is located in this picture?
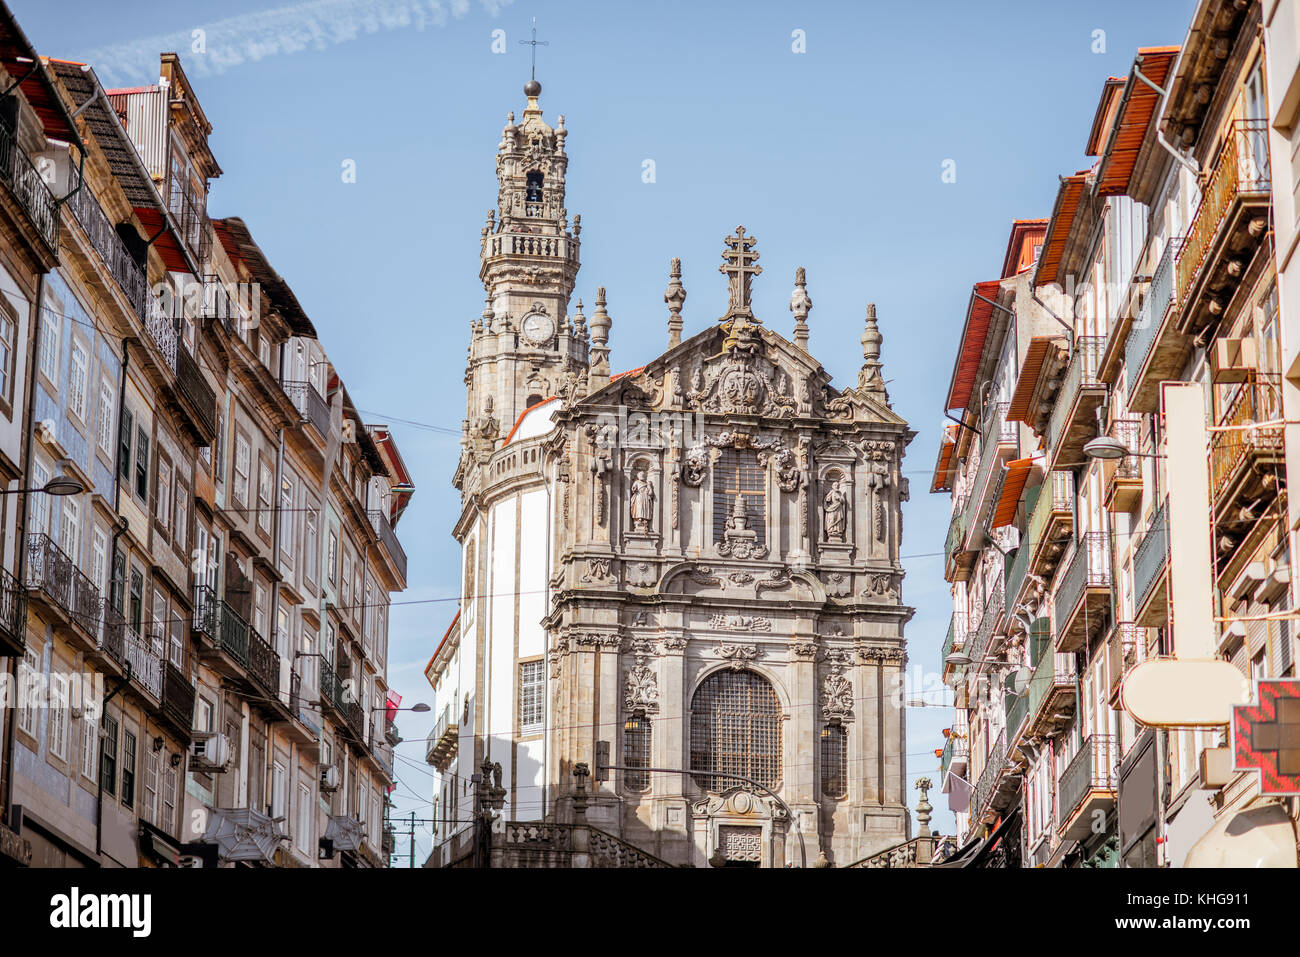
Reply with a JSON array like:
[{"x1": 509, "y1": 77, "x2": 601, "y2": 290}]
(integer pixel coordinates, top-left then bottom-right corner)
[
  {"x1": 189, "y1": 732, "x2": 232, "y2": 772},
  {"x1": 320, "y1": 764, "x2": 340, "y2": 792},
  {"x1": 1209, "y1": 337, "x2": 1257, "y2": 384}
]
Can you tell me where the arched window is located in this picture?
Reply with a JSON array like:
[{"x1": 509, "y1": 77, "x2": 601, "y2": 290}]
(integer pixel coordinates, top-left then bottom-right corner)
[
  {"x1": 525, "y1": 393, "x2": 544, "y2": 409},
  {"x1": 820, "y1": 722, "x2": 848, "y2": 798},
  {"x1": 690, "y1": 669, "x2": 781, "y2": 792},
  {"x1": 525, "y1": 171, "x2": 544, "y2": 205},
  {"x1": 623, "y1": 711, "x2": 651, "y2": 792}
]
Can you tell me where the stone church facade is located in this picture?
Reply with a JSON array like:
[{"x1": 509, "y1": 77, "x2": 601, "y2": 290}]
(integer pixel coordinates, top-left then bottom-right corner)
[{"x1": 424, "y1": 79, "x2": 915, "y2": 868}]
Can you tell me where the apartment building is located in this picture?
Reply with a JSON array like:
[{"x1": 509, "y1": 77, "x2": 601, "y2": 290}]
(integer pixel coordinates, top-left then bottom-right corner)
[
  {"x1": 0, "y1": 1, "x2": 410, "y2": 868},
  {"x1": 937, "y1": 0, "x2": 1298, "y2": 869}
]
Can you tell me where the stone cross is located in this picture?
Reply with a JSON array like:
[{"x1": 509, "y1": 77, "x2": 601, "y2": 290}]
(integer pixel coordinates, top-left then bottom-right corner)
[{"x1": 719, "y1": 225, "x2": 762, "y2": 315}]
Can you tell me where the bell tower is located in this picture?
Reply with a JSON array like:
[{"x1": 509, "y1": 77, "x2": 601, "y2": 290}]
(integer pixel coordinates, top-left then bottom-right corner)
[{"x1": 468, "y1": 76, "x2": 586, "y2": 436}]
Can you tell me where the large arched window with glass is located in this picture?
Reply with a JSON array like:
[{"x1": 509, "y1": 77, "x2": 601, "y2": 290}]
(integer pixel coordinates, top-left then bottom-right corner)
[
  {"x1": 689, "y1": 669, "x2": 781, "y2": 792},
  {"x1": 820, "y1": 721, "x2": 848, "y2": 798}
]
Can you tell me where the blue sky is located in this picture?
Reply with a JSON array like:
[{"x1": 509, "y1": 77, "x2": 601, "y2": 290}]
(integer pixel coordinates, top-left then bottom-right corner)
[{"x1": 15, "y1": 0, "x2": 1197, "y2": 862}]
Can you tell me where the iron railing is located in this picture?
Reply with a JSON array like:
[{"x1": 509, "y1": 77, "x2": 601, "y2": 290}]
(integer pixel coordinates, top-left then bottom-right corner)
[
  {"x1": 122, "y1": 628, "x2": 162, "y2": 699},
  {"x1": 1046, "y1": 336, "x2": 1104, "y2": 455},
  {"x1": 246, "y1": 626, "x2": 280, "y2": 699},
  {"x1": 1005, "y1": 538, "x2": 1032, "y2": 615},
  {"x1": 972, "y1": 731, "x2": 1006, "y2": 821},
  {"x1": 1126, "y1": 237, "x2": 1183, "y2": 378},
  {"x1": 281, "y1": 379, "x2": 330, "y2": 438},
  {"x1": 1133, "y1": 500, "x2": 1169, "y2": 612},
  {"x1": 966, "y1": 577, "x2": 1004, "y2": 669},
  {"x1": 1059, "y1": 734, "x2": 1117, "y2": 822},
  {"x1": 964, "y1": 402, "x2": 1016, "y2": 535},
  {"x1": 162, "y1": 660, "x2": 195, "y2": 736},
  {"x1": 26, "y1": 533, "x2": 100, "y2": 634},
  {"x1": 1209, "y1": 373, "x2": 1283, "y2": 499},
  {"x1": 941, "y1": 611, "x2": 968, "y2": 666},
  {"x1": 1056, "y1": 532, "x2": 1111, "y2": 625},
  {"x1": 0, "y1": 565, "x2": 26, "y2": 648},
  {"x1": 1110, "y1": 416, "x2": 1143, "y2": 481},
  {"x1": 1176, "y1": 119, "x2": 1271, "y2": 303},
  {"x1": 145, "y1": 293, "x2": 178, "y2": 371},
  {"x1": 368, "y1": 509, "x2": 407, "y2": 583},
  {"x1": 193, "y1": 584, "x2": 250, "y2": 666},
  {"x1": 65, "y1": 180, "x2": 147, "y2": 319},
  {"x1": 1027, "y1": 470, "x2": 1074, "y2": 557},
  {"x1": 175, "y1": 344, "x2": 217, "y2": 438},
  {"x1": 940, "y1": 731, "x2": 968, "y2": 779},
  {"x1": 0, "y1": 117, "x2": 58, "y2": 250},
  {"x1": 1108, "y1": 622, "x2": 1141, "y2": 702}
]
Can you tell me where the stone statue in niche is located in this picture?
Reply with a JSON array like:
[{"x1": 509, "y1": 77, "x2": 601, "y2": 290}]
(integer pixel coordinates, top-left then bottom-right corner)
[
  {"x1": 823, "y1": 479, "x2": 848, "y2": 542},
  {"x1": 630, "y1": 468, "x2": 656, "y2": 532}
]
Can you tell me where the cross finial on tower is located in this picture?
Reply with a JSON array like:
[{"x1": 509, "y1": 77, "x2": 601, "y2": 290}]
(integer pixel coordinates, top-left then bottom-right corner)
[
  {"x1": 519, "y1": 17, "x2": 548, "y2": 83},
  {"x1": 719, "y1": 225, "x2": 762, "y2": 317}
]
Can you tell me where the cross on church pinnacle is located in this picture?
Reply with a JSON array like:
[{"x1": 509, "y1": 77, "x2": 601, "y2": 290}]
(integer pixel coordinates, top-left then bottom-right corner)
[
  {"x1": 519, "y1": 17, "x2": 548, "y2": 82},
  {"x1": 719, "y1": 225, "x2": 762, "y2": 315}
]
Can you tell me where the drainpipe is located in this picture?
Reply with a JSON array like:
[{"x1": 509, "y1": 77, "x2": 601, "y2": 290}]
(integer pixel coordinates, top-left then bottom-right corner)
[
  {"x1": 1133, "y1": 62, "x2": 1200, "y2": 182},
  {"x1": 94, "y1": 671, "x2": 129, "y2": 859},
  {"x1": 3, "y1": 272, "x2": 45, "y2": 829}
]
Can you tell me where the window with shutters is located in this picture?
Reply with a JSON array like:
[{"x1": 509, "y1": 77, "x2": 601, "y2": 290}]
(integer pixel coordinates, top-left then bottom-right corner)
[
  {"x1": 820, "y1": 723, "x2": 848, "y2": 798},
  {"x1": 81, "y1": 711, "x2": 98, "y2": 780},
  {"x1": 162, "y1": 765, "x2": 177, "y2": 834},
  {"x1": 118, "y1": 408, "x2": 133, "y2": 484},
  {"x1": 155, "y1": 453, "x2": 171, "y2": 530},
  {"x1": 690, "y1": 669, "x2": 781, "y2": 792},
  {"x1": 97, "y1": 379, "x2": 115, "y2": 458},
  {"x1": 279, "y1": 473, "x2": 295, "y2": 568},
  {"x1": 304, "y1": 506, "x2": 319, "y2": 587},
  {"x1": 121, "y1": 730, "x2": 136, "y2": 808},
  {"x1": 257, "y1": 459, "x2": 273, "y2": 536},
  {"x1": 233, "y1": 431, "x2": 250, "y2": 506},
  {"x1": 18, "y1": 644, "x2": 41, "y2": 737},
  {"x1": 711, "y1": 448, "x2": 766, "y2": 547},
  {"x1": 518, "y1": 659, "x2": 544, "y2": 732},
  {"x1": 134, "y1": 425, "x2": 149, "y2": 501},
  {"x1": 271, "y1": 761, "x2": 286, "y2": 819},
  {"x1": 296, "y1": 780, "x2": 312, "y2": 854},
  {"x1": 100, "y1": 714, "x2": 118, "y2": 796},
  {"x1": 142, "y1": 748, "x2": 159, "y2": 824},
  {"x1": 91, "y1": 525, "x2": 108, "y2": 595}
]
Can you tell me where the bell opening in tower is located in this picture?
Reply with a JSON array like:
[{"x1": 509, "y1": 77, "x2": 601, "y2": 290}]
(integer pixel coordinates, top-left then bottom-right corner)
[{"x1": 526, "y1": 171, "x2": 544, "y2": 212}]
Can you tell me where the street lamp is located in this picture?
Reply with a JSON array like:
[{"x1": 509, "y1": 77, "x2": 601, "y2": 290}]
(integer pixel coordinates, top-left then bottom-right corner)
[
  {"x1": 372, "y1": 703, "x2": 430, "y2": 713},
  {"x1": 944, "y1": 651, "x2": 1005, "y2": 668},
  {"x1": 1, "y1": 473, "x2": 85, "y2": 496},
  {"x1": 1082, "y1": 435, "x2": 1166, "y2": 461}
]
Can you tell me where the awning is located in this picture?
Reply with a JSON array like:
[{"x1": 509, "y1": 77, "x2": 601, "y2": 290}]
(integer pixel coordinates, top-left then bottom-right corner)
[
  {"x1": 991, "y1": 458, "x2": 1035, "y2": 528},
  {"x1": 944, "y1": 279, "x2": 1004, "y2": 411},
  {"x1": 1034, "y1": 173, "x2": 1089, "y2": 288},
  {"x1": 1007, "y1": 335, "x2": 1065, "y2": 424},
  {"x1": 931, "y1": 422, "x2": 959, "y2": 493},
  {"x1": 0, "y1": 9, "x2": 83, "y2": 148},
  {"x1": 1096, "y1": 47, "x2": 1179, "y2": 197}
]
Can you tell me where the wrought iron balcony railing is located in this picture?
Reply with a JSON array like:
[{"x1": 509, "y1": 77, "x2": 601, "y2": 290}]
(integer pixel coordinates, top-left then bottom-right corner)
[
  {"x1": 1055, "y1": 532, "x2": 1112, "y2": 630},
  {"x1": 65, "y1": 180, "x2": 147, "y2": 320},
  {"x1": 1059, "y1": 734, "x2": 1117, "y2": 823},
  {"x1": 161, "y1": 660, "x2": 195, "y2": 737},
  {"x1": 26, "y1": 533, "x2": 100, "y2": 635},
  {"x1": 1176, "y1": 119, "x2": 1271, "y2": 307},
  {"x1": 1133, "y1": 500, "x2": 1169, "y2": 614},
  {"x1": 972, "y1": 731, "x2": 1006, "y2": 822},
  {"x1": 0, "y1": 565, "x2": 26, "y2": 651},
  {"x1": 281, "y1": 379, "x2": 331, "y2": 439},
  {"x1": 0, "y1": 117, "x2": 58, "y2": 251},
  {"x1": 1125, "y1": 237, "x2": 1182, "y2": 381},
  {"x1": 966, "y1": 577, "x2": 1004, "y2": 669},
  {"x1": 193, "y1": 584, "x2": 249, "y2": 666},
  {"x1": 1209, "y1": 373, "x2": 1283, "y2": 501},
  {"x1": 246, "y1": 625, "x2": 281, "y2": 700},
  {"x1": 941, "y1": 611, "x2": 968, "y2": 667},
  {"x1": 368, "y1": 509, "x2": 407, "y2": 583},
  {"x1": 122, "y1": 628, "x2": 163, "y2": 700},
  {"x1": 1045, "y1": 336, "x2": 1105, "y2": 456},
  {"x1": 175, "y1": 344, "x2": 217, "y2": 438}
]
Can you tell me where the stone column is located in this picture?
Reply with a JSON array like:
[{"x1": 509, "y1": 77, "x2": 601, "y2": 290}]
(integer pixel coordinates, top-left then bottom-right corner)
[{"x1": 790, "y1": 641, "x2": 820, "y2": 856}]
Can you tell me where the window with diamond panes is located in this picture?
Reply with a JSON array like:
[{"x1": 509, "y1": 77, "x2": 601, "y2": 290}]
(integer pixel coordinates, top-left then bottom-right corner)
[
  {"x1": 519, "y1": 659, "x2": 544, "y2": 732},
  {"x1": 690, "y1": 669, "x2": 781, "y2": 792},
  {"x1": 820, "y1": 723, "x2": 848, "y2": 798},
  {"x1": 712, "y1": 449, "x2": 765, "y2": 547}
]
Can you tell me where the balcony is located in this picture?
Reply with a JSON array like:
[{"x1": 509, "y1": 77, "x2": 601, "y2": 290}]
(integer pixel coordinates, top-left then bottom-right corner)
[
  {"x1": 193, "y1": 585, "x2": 250, "y2": 669},
  {"x1": 1209, "y1": 373, "x2": 1284, "y2": 523},
  {"x1": 961, "y1": 402, "x2": 1018, "y2": 546},
  {"x1": 320, "y1": 656, "x2": 367, "y2": 741},
  {"x1": 368, "y1": 509, "x2": 408, "y2": 585},
  {"x1": 168, "y1": 184, "x2": 209, "y2": 266},
  {"x1": 281, "y1": 379, "x2": 331, "y2": 441},
  {"x1": 940, "y1": 611, "x2": 968, "y2": 680},
  {"x1": 965, "y1": 577, "x2": 1005, "y2": 670},
  {"x1": 246, "y1": 625, "x2": 281, "y2": 701},
  {"x1": 26, "y1": 534, "x2": 100, "y2": 643},
  {"x1": 1025, "y1": 470, "x2": 1074, "y2": 581},
  {"x1": 0, "y1": 566, "x2": 25, "y2": 656},
  {"x1": 1102, "y1": 417, "x2": 1143, "y2": 513},
  {"x1": 1107, "y1": 622, "x2": 1141, "y2": 708},
  {"x1": 1054, "y1": 532, "x2": 1112, "y2": 653},
  {"x1": 1176, "y1": 120, "x2": 1272, "y2": 338},
  {"x1": 1004, "y1": 534, "x2": 1033, "y2": 619},
  {"x1": 65, "y1": 181, "x2": 148, "y2": 320},
  {"x1": 0, "y1": 117, "x2": 58, "y2": 257},
  {"x1": 1022, "y1": 651, "x2": 1077, "y2": 740},
  {"x1": 1133, "y1": 501, "x2": 1169, "y2": 627},
  {"x1": 1059, "y1": 734, "x2": 1117, "y2": 841},
  {"x1": 1125, "y1": 238, "x2": 1186, "y2": 413},
  {"x1": 161, "y1": 661, "x2": 195, "y2": 741},
  {"x1": 121, "y1": 629, "x2": 163, "y2": 701},
  {"x1": 941, "y1": 730, "x2": 969, "y2": 782},
  {"x1": 971, "y1": 731, "x2": 1010, "y2": 827},
  {"x1": 943, "y1": 508, "x2": 972, "y2": 583},
  {"x1": 426, "y1": 703, "x2": 460, "y2": 770},
  {"x1": 175, "y1": 345, "x2": 217, "y2": 440},
  {"x1": 1045, "y1": 337, "x2": 1106, "y2": 471}
]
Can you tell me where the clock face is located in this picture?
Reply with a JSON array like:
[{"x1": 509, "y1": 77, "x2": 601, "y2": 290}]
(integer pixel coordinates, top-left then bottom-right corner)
[{"x1": 522, "y1": 312, "x2": 554, "y2": 345}]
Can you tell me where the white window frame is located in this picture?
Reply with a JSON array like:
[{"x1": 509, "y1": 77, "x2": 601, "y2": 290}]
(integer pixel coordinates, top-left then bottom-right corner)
[
  {"x1": 68, "y1": 338, "x2": 89, "y2": 423},
  {"x1": 97, "y1": 377, "x2": 115, "y2": 456}
]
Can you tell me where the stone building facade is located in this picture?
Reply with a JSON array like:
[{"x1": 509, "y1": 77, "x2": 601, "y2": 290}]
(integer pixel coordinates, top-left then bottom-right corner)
[{"x1": 425, "y1": 80, "x2": 916, "y2": 868}]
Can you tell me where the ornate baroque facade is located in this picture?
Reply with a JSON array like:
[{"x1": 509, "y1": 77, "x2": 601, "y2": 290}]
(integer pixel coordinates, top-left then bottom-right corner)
[{"x1": 425, "y1": 79, "x2": 915, "y2": 868}]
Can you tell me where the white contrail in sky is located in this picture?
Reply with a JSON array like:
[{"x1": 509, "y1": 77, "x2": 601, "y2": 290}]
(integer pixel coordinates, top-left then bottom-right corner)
[{"x1": 83, "y1": 0, "x2": 513, "y2": 85}]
